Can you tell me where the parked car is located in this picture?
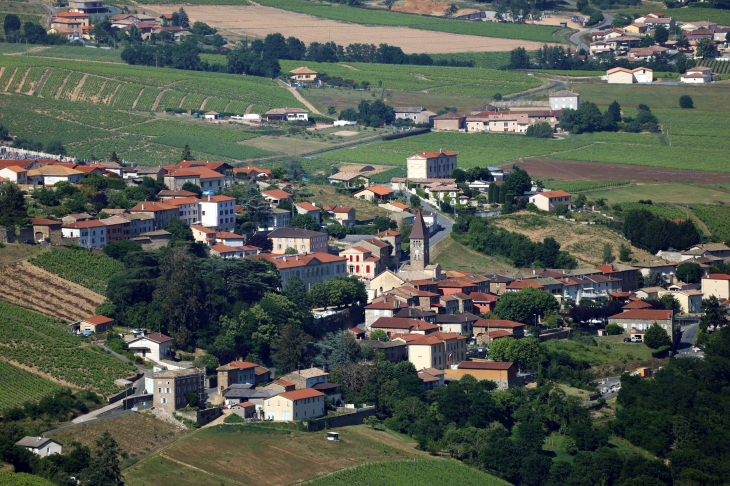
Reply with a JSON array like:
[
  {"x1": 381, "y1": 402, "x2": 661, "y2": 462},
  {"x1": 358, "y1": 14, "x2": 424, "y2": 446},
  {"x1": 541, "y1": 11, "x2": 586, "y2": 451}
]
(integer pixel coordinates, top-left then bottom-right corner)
[
  {"x1": 631, "y1": 336, "x2": 642, "y2": 343},
  {"x1": 624, "y1": 337, "x2": 632, "y2": 342}
]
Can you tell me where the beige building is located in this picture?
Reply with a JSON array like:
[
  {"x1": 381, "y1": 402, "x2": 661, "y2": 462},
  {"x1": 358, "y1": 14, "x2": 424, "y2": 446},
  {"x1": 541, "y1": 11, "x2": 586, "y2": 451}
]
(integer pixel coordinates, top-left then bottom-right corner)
[
  {"x1": 15, "y1": 437, "x2": 62, "y2": 457},
  {"x1": 254, "y1": 252, "x2": 347, "y2": 291},
  {"x1": 444, "y1": 361, "x2": 521, "y2": 390},
  {"x1": 264, "y1": 388, "x2": 325, "y2": 421},
  {"x1": 216, "y1": 360, "x2": 260, "y2": 393},
  {"x1": 431, "y1": 331, "x2": 468, "y2": 368},
  {"x1": 432, "y1": 112, "x2": 465, "y2": 131},
  {"x1": 279, "y1": 368, "x2": 329, "y2": 389},
  {"x1": 701, "y1": 274, "x2": 730, "y2": 300},
  {"x1": 606, "y1": 67, "x2": 654, "y2": 84},
  {"x1": 530, "y1": 190, "x2": 572, "y2": 211},
  {"x1": 268, "y1": 228, "x2": 329, "y2": 254},
  {"x1": 658, "y1": 289, "x2": 703, "y2": 314},
  {"x1": 608, "y1": 309, "x2": 674, "y2": 341},
  {"x1": 407, "y1": 150, "x2": 458, "y2": 180},
  {"x1": 289, "y1": 66, "x2": 318, "y2": 82},
  {"x1": 394, "y1": 106, "x2": 436, "y2": 125},
  {"x1": 153, "y1": 368, "x2": 205, "y2": 412},
  {"x1": 407, "y1": 334, "x2": 447, "y2": 371}
]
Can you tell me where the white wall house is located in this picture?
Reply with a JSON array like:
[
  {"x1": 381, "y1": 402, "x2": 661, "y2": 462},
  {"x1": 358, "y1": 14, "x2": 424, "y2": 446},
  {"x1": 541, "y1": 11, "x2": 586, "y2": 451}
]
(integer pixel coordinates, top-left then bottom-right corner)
[
  {"x1": 126, "y1": 332, "x2": 173, "y2": 362},
  {"x1": 199, "y1": 195, "x2": 236, "y2": 232},
  {"x1": 61, "y1": 220, "x2": 107, "y2": 248},
  {"x1": 15, "y1": 437, "x2": 62, "y2": 457},
  {"x1": 548, "y1": 90, "x2": 579, "y2": 110}
]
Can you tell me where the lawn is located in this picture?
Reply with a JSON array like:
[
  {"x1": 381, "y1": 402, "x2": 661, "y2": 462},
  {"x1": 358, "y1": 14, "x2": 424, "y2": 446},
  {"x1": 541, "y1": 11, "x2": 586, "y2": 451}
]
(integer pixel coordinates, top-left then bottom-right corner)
[
  {"x1": 431, "y1": 235, "x2": 516, "y2": 274},
  {"x1": 541, "y1": 335, "x2": 655, "y2": 367},
  {"x1": 48, "y1": 412, "x2": 189, "y2": 469},
  {"x1": 123, "y1": 422, "x2": 421, "y2": 486},
  {"x1": 0, "y1": 243, "x2": 50, "y2": 266},
  {"x1": 584, "y1": 183, "x2": 730, "y2": 205},
  {"x1": 543, "y1": 432, "x2": 656, "y2": 464}
]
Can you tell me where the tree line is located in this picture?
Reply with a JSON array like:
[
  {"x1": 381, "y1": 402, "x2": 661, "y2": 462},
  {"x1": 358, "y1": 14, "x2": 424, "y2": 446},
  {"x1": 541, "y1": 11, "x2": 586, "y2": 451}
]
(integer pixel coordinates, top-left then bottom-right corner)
[
  {"x1": 559, "y1": 101, "x2": 659, "y2": 134},
  {"x1": 623, "y1": 208, "x2": 701, "y2": 254},
  {"x1": 2, "y1": 14, "x2": 68, "y2": 45}
]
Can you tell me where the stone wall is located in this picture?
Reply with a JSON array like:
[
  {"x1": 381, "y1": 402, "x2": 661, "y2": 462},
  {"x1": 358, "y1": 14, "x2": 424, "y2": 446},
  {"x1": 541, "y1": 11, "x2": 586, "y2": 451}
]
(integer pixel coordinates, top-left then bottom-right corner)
[
  {"x1": 304, "y1": 406, "x2": 376, "y2": 431},
  {"x1": 539, "y1": 329, "x2": 570, "y2": 342},
  {"x1": 123, "y1": 394, "x2": 154, "y2": 411},
  {"x1": 316, "y1": 306, "x2": 364, "y2": 334},
  {"x1": 175, "y1": 407, "x2": 222, "y2": 426},
  {"x1": 0, "y1": 228, "x2": 34, "y2": 244}
]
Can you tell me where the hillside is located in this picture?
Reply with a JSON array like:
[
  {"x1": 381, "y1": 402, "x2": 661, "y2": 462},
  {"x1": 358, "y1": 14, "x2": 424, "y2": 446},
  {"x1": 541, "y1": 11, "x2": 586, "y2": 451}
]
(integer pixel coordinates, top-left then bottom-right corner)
[{"x1": 490, "y1": 212, "x2": 652, "y2": 266}]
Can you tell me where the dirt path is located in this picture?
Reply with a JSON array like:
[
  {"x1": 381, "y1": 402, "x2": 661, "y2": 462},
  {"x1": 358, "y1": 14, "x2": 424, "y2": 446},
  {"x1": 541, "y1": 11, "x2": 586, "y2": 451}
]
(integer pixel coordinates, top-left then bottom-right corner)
[
  {"x1": 339, "y1": 64, "x2": 360, "y2": 71},
  {"x1": 69, "y1": 73, "x2": 88, "y2": 101},
  {"x1": 2, "y1": 68, "x2": 17, "y2": 91},
  {"x1": 14, "y1": 68, "x2": 30, "y2": 93},
  {"x1": 178, "y1": 94, "x2": 186, "y2": 109},
  {"x1": 151, "y1": 88, "x2": 166, "y2": 111},
  {"x1": 158, "y1": 453, "x2": 248, "y2": 485},
  {"x1": 200, "y1": 96, "x2": 211, "y2": 110},
  {"x1": 286, "y1": 85, "x2": 322, "y2": 115},
  {"x1": 244, "y1": 103, "x2": 253, "y2": 114},
  {"x1": 54, "y1": 70, "x2": 73, "y2": 99}
]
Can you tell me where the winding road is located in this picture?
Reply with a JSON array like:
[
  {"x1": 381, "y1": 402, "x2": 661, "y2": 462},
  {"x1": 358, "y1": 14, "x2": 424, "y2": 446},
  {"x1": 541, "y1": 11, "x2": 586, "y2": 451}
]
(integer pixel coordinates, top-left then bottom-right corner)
[{"x1": 564, "y1": 1, "x2": 614, "y2": 51}]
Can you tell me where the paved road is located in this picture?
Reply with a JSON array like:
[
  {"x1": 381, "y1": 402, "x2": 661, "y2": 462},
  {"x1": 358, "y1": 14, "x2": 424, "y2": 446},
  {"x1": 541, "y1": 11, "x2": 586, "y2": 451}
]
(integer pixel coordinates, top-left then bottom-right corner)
[
  {"x1": 568, "y1": 12, "x2": 614, "y2": 51},
  {"x1": 395, "y1": 187, "x2": 453, "y2": 249},
  {"x1": 676, "y1": 323, "x2": 703, "y2": 358},
  {"x1": 45, "y1": 410, "x2": 133, "y2": 435}
]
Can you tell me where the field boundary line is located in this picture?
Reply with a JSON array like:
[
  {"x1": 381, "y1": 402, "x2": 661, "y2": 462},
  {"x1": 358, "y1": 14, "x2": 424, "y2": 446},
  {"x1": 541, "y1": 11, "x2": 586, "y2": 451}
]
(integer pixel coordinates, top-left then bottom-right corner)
[
  {"x1": 2, "y1": 68, "x2": 18, "y2": 91},
  {"x1": 69, "y1": 73, "x2": 88, "y2": 102},
  {"x1": 131, "y1": 85, "x2": 145, "y2": 110},
  {"x1": 31, "y1": 68, "x2": 50, "y2": 96},
  {"x1": 107, "y1": 82, "x2": 124, "y2": 106},
  {"x1": 156, "y1": 452, "x2": 250, "y2": 486},
  {"x1": 14, "y1": 68, "x2": 30, "y2": 94},
  {"x1": 53, "y1": 70, "x2": 73, "y2": 100}
]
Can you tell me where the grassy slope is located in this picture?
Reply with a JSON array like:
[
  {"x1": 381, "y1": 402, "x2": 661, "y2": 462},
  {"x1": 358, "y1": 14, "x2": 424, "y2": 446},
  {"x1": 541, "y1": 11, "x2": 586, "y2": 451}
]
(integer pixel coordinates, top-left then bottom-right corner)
[
  {"x1": 584, "y1": 183, "x2": 730, "y2": 205},
  {"x1": 123, "y1": 423, "x2": 426, "y2": 486},
  {"x1": 542, "y1": 335, "x2": 656, "y2": 366},
  {"x1": 431, "y1": 235, "x2": 516, "y2": 273}
]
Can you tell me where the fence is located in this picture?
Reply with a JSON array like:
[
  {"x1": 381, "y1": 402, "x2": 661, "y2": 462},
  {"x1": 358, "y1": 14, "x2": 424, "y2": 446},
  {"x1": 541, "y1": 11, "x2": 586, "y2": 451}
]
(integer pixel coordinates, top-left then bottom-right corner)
[
  {"x1": 315, "y1": 305, "x2": 365, "y2": 333},
  {"x1": 304, "y1": 406, "x2": 377, "y2": 431},
  {"x1": 123, "y1": 394, "x2": 153, "y2": 411}
]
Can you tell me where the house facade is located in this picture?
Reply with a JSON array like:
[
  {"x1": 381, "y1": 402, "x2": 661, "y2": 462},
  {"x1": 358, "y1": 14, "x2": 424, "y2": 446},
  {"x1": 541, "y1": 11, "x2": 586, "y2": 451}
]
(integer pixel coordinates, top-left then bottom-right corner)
[
  {"x1": 61, "y1": 220, "x2": 107, "y2": 248},
  {"x1": 268, "y1": 228, "x2": 328, "y2": 254},
  {"x1": 264, "y1": 388, "x2": 325, "y2": 421},
  {"x1": 406, "y1": 150, "x2": 458, "y2": 180},
  {"x1": 549, "y1": 90, "x2": 579, "y2": 110},
  {"x1": 701, "y1": 274, "x2": 730, "y2": 300},
  {"x1": 531, "y1": 190, "x2": 572, "y2": 211},
  {"x1": 153, "y1": 368, "x2": 205, "y2": 412},
  {"x1": 126, "y1": 332, "x2": 173, "y2": 362}
]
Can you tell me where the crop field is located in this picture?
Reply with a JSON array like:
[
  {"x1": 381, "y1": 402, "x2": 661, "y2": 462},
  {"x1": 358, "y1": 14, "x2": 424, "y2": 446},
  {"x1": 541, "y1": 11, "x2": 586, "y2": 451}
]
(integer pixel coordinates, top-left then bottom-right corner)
[
  {"x1": 0, "y1": 261, "x2": 106, "y2": 321},
  {"x1": 617, "y1": 201, "x2": 688, "y2": 219},
  {"x1": 153, "y1": 134, "x2": 277, "y2": 160},
  {"x1": 690, "y1": 204, "x2": 730, "y2": 242},
  {"x1": 124, "y1": 119, "x2": 261, "y2": 142},
  {"x1": 570, "y1": 83, "x2": 730, "y2": 112},
  {"x1": 98, "y1": 79, "x2": 122, "y2": 104},
  {"x1": 432, "y1": 235, "x2": 515, "y2": 273},
  {"x1": 280, "y1": 60, "x2": 541, "y2": 96},
  {"x1": 59, "y1": 71, "x2": 85, "y2": 100},
  {"x1": 311, "y1": 131, "x2": 592, "y2": 167},
  {"x1": 29, "y1": 247, "x2": 125, "y2": 295},
  {"x1": 24, "y1": 45, "x2": 124, "y2": 62},
  {"x1": 114, "y1": 142, "x2": 238, "y2": 166},
  {"x1": 125, "y1": 423, "x2": 429, "y2": 486},
  {"x1": 304, "y1": 459, "x2": 509, "y2": 486},
  {"x1": 38, "y1": 68, "x2": 70, "y2": 98},
  {"x1": 698, "y1": 60, "x2": 730, "y2": 74},
  {"x1": 543, "y1": 180, "x2": 631, "y2": 192},
  {"x1": 18, "y1": 66, "x2": 45, "y2": 94},
  {"x1": 8, "y1": 66, "x2": 27, "y2": 92},
  {"x1": 666, "y1": 7, "x2": 730, "y2": 26},
  {"x1": 112, "y1": 83, "x2": 144, "y2": 109},
  {"x1": 252, "y1": 0, "x2": 563, "y2": 42},
  {"x1": 135, "y1": 86, "x2": 163, "y2": 111},
  {"x1": 158, "y1": 89, "x2": 185, "y2": 110},
  {"x1": 430, "y1": 51, "x2": 511, "y2": 69},
  {"x1": 180, "y1": 93, "x2": 207, "y2": 110},
  {"x1": 0, "y1": 360, "x2": 62, "y2": 411},
  {"x1": 202, "y1": 97, "x2": 229, "y2": 112},
  {"x1": 0, "y1": 302, "x2": 137, "y2": 396}
]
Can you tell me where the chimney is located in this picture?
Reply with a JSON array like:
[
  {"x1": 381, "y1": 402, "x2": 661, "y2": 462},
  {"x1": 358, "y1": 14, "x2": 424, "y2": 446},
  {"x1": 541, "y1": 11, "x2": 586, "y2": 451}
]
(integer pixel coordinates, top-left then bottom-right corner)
[
  {"x1": 208, "y1": 195, "x2": 211, "y2": 202},
  {"x1": 142, "y1": 204, "x2": 145, "y2": 210},
  {"x1": 283, "y1": 256, "x2": 287, "y2": 262}
]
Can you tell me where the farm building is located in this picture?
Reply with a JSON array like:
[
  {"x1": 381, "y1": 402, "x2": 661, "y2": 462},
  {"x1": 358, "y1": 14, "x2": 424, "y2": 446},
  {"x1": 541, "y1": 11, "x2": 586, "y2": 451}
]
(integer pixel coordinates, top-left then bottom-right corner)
[
  {"x1": 606, "y1": 67, "x2": 653, "y2": 84},
  {"x1": 69, "y1": 315, "x2": 114, "y2": 335},
  {"x1": 289, "y1": 66, "x2": 318, "y2": 82},
  {"x1": 432, "y1": 112, "x2": 465, "y2": 131},
  {"x1": 549, "y1": 90, "x2": 579, "y2": 110},
  {"x1": 203, "y1": 111, "x2": 220, "y2": 120},
  {"x1": 681, "y1": 66, "x2": 713, "y2": 83},
  {"x1": 126, "y1": 332, "x2": 173, "y2": 361},
  {"x1": 265, "y1": 108, "x2": 309, "y2": 122},
  {"x1": 530, "y1": 190, "x2": 572, "y2": 211}
]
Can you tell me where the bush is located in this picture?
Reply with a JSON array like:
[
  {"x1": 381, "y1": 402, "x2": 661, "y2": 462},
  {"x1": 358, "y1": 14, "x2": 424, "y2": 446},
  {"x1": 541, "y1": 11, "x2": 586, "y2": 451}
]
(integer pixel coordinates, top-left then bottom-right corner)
[
  {"x1": 679, "y1": 95, "x2": 694, "y2": 109},
  {"x1": 651, "y1": 345, "x2": 671, "y2": 358},
  {"x1": 605, "y1": 323, "x2": 622, "y2": 335},
  {"x1": 224, "y1": 413, "x2": 245, "y2": 423},
  {"x1": 644, "y1": 322, "x2": 672, "y2": 349}
]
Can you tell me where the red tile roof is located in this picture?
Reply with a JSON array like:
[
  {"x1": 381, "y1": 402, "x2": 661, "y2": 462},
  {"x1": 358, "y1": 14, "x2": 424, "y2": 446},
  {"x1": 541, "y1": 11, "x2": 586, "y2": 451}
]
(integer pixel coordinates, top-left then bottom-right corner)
[
  {"x1": 262, "y1": 189, "x2": 293, "y2": 199},
  {"x1": 278, "y1": 388, "x2": 325, "y2": 400},
  {"x1": 458, "y1": 361, "x2": 515, "y2": 370},
  {"x1": 468, "y1": 292, "x2": 499, "y2": 302},
  {"x1": 63, "y1": 220, "x2": 106, "y2": 229},
  {"x1": 506, "y1": 280, "x2": 544, "y2": 290},
  {"x1": 227, "y1": 360, "x2": 258, "y2": 369},
  {"x1": 365, "y1": 297, "x2": 408, "y2": 310},
  {"x1": 30, "y1": 218, "x2": 62, "y2": 226},
  {"x1": 704, "y1": 274, "x2": 730, "y2": 280},
  {"x1": 200, "y1": 195, "x2": 235, "y2": 202},
  {"x1": 537, "y1": 190, "x2": 571, "y2": 198},
  {"x1": 274, "y1": 379, "x2": 295, "y2": 387},
  {"x1": 474, "y1": 319, "x2": 525, "y2": 328},
  {"x1": 609, "y1": 310, "x2": 673, "y2": 320},
  {"x1": 623, "y1": 300, "x2": 652, "y2": 309},
  {"x1": 145, "y1": 332, "x2": 172, "y2": 343},
  {"x1": 211, "y1": 244, "x2": 241, "y2": 254},
  {"x1": 295, "y1": 202, "x2": 319, "y2": 211},
  {"x1": 371, "y1": 317, "x2": 438, "y2": 331},
  {"x1": 130, "y1": 201, "x2": 176, "y2": 212},
  {"x1": 83, "y1": 315, "x2": 113, "y2": 325},
  {"x1": 362, "y1": 185, "x2": 394, "y2": 196},
  {"x1": 375, "y1": 229, "x2": 401, "y2": 237}
]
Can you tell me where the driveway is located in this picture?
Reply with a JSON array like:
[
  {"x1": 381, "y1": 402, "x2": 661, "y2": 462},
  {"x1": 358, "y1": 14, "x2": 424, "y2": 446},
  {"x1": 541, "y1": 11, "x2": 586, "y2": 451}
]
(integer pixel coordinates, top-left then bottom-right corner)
[
  {"x1": 676, "y1": 323, "x2": 703, "y2": 358},
  {"x1": 567, "y1": 11, "x2": 614, "y2": 51}
]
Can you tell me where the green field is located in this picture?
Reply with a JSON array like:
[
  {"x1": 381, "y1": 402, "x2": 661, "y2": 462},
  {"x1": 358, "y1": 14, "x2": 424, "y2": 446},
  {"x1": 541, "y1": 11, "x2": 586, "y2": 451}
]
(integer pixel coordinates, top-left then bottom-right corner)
[
  {"x1": 584, "y1": 183, "x2": 730, "y2": 205},
  {"x1": 124, "y1": 423, "x2": 429, "y2": 486},
  {"x1": 431, "y1": 235, "x2": 516, "y2": 273},
  {"x1": 542, "y1": 335, "x2": 656, "y2": 367},
  {"x1": 568, "y1": 83, "x2": 730, "y2": 112},
  {"x1": 310, "y1": 131, "x2": 592, "y2": 168},
  {"x1": 0, "y1": 302, "x2": 137, "y2": 396},
  {"x1": 666, "y1": 7, "x2": 730, "y2": 26},
  {"x1": 303, "y1": 459, "x2": 511, "y2": 486},
  {"x1": 690, "y1": 204, "x2": 730, "y2": 242},
  {"x1": 255, "y1": 0, "x2": 565, "y2": 42},
  {"x1": 0, "y1": 360, "x2": 62, "y2": 410},
  {"x1": 0, "y1": 13, "x2": 42, "y2": 37}
]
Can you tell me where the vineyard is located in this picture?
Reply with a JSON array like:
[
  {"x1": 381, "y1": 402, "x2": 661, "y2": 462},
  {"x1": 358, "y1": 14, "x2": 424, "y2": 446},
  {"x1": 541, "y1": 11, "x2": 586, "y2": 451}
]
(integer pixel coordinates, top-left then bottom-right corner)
[
  {"x1": 134, "y1": 86, "x2": 163, "y2": 111},
  {"x1": 0, "y1": 302, "x2": 137, "y2": 396},
  {"x1": 619, "y1": 202, "x2": 687, "y2": 221},
  {"x1": 124, "y1": 119, "x2": 262, "y2": 142},
  {"x1": 0, "y1": 262, "x2": 105, "y2": 321},
  {"x1": 698, "y1": 60, "x2": 730, "y2": 74},
  {"x1": 279, "y1": 60, "x2": 541, "y2": 95},
  {"x1": 29, "y1": 247, "x2": 125, "y2": 295},
  {"x1": 19, "y1": 67, "x2": 45, "y2": 95},
  {"x1": 152, "y1": 134, "x2": 277, "y2": 160},
  {"x1": 0, "y1": 360, "x2": 62, "y2": 411},
  {"x1": 691, "y1": 204, "x2": 730, "y2": 242},
  {"x1": 253, "y1": 0, "x2": 563, "y2": 42},
  {"x1": 59, "y1": 71, "x2": 84, "y2": 100},
  {"x1": 112, "y1": 83, "x2": 145, "y2": 110},
  {"x1": 546, "y1": 180, "x2": 631, "y2": 193},
  {"x1": 303, "y1": 459, "x2": 510, "y2": 486},
  {"x1": 312, "y1": 131, "x2": 592, "y2": 168}
]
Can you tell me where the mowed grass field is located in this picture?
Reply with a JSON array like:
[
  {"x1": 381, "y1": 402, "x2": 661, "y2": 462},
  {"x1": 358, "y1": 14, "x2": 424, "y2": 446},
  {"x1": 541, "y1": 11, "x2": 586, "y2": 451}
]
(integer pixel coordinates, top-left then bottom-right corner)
[
  {"x1": 542, "y1": 335, "x2": 656, "y2": 367},
  {"x1": 123, "y1": 423, "x2": 429, "y2": 486},
  {"x1": 584, "y1": 183, "x2": 730, "y2": 205},
  {"x1": 431, "y1": 235, "x2": 517, "y2": 273}
]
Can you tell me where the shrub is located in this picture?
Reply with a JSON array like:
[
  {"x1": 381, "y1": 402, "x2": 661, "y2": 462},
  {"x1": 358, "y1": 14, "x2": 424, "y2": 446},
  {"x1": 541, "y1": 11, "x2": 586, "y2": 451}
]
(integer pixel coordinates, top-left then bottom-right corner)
[
  {"x1": 679, "y1": 95, "x2": 694, "y2": 109},
  {"x1": 605, "y1": 323, "x2": 622, "y2": 335},
  {"x1": 224, "y1": 413, "x2": 245, "y2": 423}
]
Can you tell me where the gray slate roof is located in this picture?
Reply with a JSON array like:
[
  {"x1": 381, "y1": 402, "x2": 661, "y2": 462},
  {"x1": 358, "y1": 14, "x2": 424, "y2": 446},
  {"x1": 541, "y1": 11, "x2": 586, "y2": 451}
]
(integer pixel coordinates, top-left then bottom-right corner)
[{"x1": 16, "y1": 437, "x2": 58, "y2": 448}]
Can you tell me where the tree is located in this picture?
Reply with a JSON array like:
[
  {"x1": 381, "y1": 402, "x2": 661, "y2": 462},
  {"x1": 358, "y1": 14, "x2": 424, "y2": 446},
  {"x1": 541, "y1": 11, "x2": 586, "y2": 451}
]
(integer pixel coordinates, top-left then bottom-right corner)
[
  {"x1": 284, "y1": 275, "x2": 310, "y2": 308},
  {"x1": 659, "y1": 293, "x2": 681, "y2": 313},
  {"x1": 177, "y1": 7, "x2": 190, "y2": 28},
  {"x1": 284, "y1": 247, "x2": 298, "y2": 255},
  {"x1": 654, "y1": 25, "x2": 669, "y2": 44},
  {"x1": 676, "y1": 261, "x2": 702, "y2": 284},
  {"x1": 605, "y1": 323, "x2": 622, "y2": 335},
  {"x1": 695, "y1": 37, "x2": 715, "y2": 60},
  {"x1": 488, "y1": 337, "x2": 513, "y2": 361},
  {"x1": 385, "y1": 0, "x2": 395, "y2": 9},
  {"x1": 370, "y1": 329, "x2": 389, "y2": 342},
  {"x1": 679, "y1": 95, "x2": 694, "y2": 109},
  {"x1": 290, "y1": 214, "x2": 320, "y2": 231},
  {"x1": 327, "y1": 106, "x2": 336, "y2": 115},
  {"x1": 601, "y1": 243, "x2": 615, "y2": 264},
  {"x1": 181, "y1": 181, "x2": 202, "y2": 197},
  {"x1": 525, "y1": 122, "x2": 553, "y2": 138},
  {"x1": 509, "y1": 47, "x2": 530, "y2": 69},
  {"x1": 503, "y1": 165, "x2": 532, "y2": 195},
  {"x1": 270, "y1": 167, "x2": 287, "y2": 180},
  {"x1": 4, "y1": 14, "x2": 21, "y2": 34},
  {"x1": 494, "y1": 286, "x2": 559, "y2": 324},
  {"x1": 619, "y1": 243, "x2": 631, "y2": 262},
  {"x1": 180, "y1": 144, "x2": 192, "y2": 161},
  {"x1": 271, "y1": 320, "x2": 311, "y2": 374},
  {"x1": 166, "y1": 219, "x2": 194, "y2": 243},
  {"x1": 410, "y1": 194, "x2": 421, "y2": 208},
  {"x1": 103, "y1": 240, "x2": 143, "y2": 261},
  {"x1": 644, "y1": 322, "x2": 671, "y2": 349},
  {"x1": 86, "y1": 431, "x2": 122, "y2": 486},
  {"x1": 0, "y1": 182, "x2": 28, "y2": 230},
  {"x1": 607, "y1": 100, "x2": 622, "y2": 123},
  {"x1": 644, "y1": 270, "x2": 665, "y2": 288},
  {"x1": 700, "y1": 295, "x2": 726, "y2": 332},
  {"x1": 445, "y1": 3, "x2": 459, "y2": 16},
  {"x1": 504, "y1": 337, "x2": 541, "y2": 369}
]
